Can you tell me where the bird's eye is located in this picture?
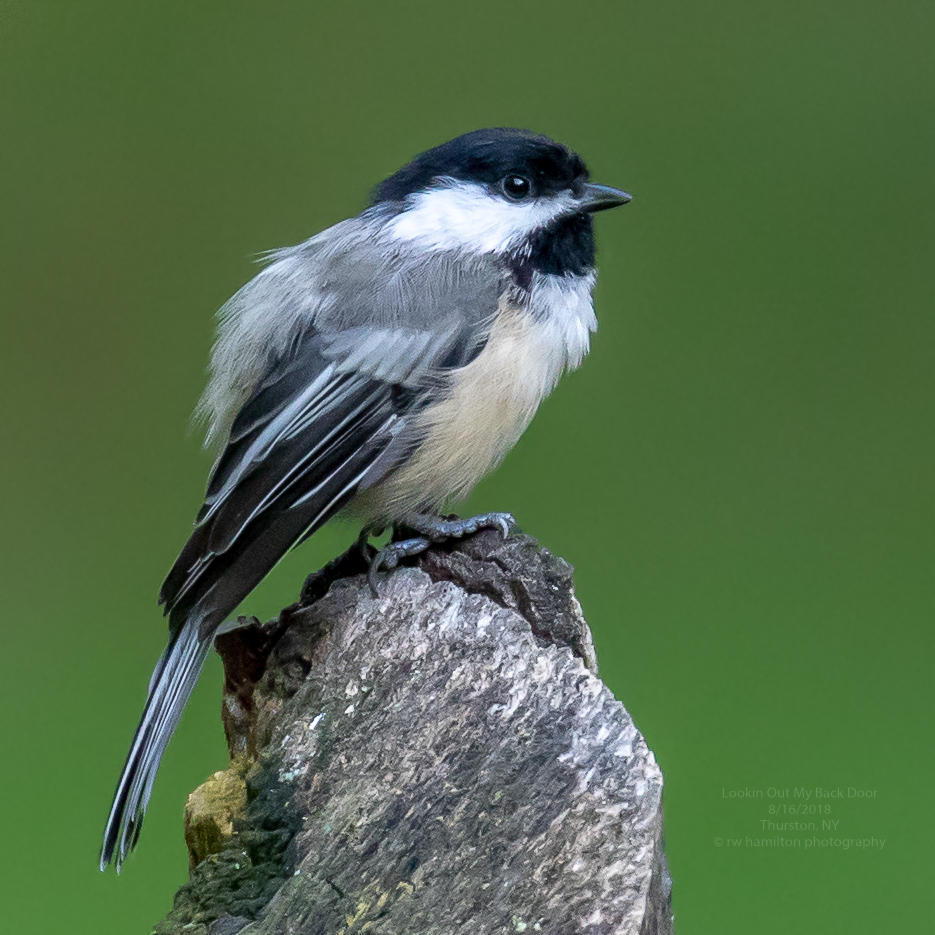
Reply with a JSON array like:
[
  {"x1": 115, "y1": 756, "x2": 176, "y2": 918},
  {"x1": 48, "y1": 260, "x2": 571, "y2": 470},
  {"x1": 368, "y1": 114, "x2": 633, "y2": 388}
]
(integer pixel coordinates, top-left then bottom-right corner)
[{"x1": 501, "y1": 175, "x2": 531, "y2": 200}]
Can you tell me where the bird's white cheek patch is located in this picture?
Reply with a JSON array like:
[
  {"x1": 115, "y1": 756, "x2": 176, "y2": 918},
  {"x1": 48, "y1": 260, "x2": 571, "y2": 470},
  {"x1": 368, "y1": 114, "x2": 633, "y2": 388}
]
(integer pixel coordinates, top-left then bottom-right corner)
[{"x1": 387, "y1": 181, "x2": 576, "y2": 254}]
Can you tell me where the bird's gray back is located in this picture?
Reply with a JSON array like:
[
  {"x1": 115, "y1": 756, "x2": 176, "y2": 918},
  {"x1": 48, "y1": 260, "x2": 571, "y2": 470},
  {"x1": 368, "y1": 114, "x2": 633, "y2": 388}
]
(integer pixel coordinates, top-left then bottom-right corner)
[{"x1": 198, "y1": 212, "x2": 507, "y2": 451}]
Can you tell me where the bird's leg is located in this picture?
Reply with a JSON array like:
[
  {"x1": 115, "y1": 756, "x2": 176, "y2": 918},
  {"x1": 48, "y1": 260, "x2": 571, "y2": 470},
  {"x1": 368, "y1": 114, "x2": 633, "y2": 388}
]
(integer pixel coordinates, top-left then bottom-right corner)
[
  {"x1": 367, "y1": 511, "x2": 516, "y2": 596},
  {"x1": 356, "y1": 522, "x2": 384, "y2": 560}
]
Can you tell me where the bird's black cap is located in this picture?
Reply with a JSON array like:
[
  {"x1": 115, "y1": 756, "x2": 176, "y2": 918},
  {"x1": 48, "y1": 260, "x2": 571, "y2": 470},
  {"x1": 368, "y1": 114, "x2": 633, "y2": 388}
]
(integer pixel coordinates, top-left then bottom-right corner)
[{"x1": 374, "y1": 128, "x2": 590, "y2": 204}]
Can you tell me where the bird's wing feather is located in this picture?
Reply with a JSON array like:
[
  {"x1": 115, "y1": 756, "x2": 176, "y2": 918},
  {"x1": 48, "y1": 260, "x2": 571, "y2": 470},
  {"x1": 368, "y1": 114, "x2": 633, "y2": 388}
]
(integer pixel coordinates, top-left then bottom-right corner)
[
  {"x1": 160, "y1": 233, "x2": 506, "y2": 628},
  {"x1": 198, "y1": 214, "x2": 502, "y2": 446}
]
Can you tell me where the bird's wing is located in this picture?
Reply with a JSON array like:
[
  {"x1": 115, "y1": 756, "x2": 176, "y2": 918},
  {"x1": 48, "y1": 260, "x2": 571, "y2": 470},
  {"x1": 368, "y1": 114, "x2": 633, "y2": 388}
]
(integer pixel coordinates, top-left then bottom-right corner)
[{"x1": 159, "y1": 234, "x2": 505, "y2": 632}]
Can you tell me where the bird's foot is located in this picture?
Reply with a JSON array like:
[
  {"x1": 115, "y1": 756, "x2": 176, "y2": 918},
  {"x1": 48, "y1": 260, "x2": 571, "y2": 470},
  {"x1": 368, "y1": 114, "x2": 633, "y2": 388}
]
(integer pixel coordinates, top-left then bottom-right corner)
[
  {"x1": 367, "y1": 512, "x2": 516, "y2": 596},
  {"x1": 367, "y1": 535, "x2": 432, "y2": 596},
  {"x1": 400, "y1": 511, "x2": 516, "y2": 542}
]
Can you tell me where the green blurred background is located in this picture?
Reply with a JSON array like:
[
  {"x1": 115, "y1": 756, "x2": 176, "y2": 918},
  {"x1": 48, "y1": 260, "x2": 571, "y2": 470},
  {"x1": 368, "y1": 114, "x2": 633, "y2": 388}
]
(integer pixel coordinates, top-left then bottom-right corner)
[{"x1": 1, "y1": 1, "x2": 932, "y2": 931}]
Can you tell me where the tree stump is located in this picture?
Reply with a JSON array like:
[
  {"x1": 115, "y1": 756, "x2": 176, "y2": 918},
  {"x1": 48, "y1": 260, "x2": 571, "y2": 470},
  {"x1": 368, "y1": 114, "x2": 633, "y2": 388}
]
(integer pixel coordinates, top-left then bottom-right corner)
[{"x1": 154, "y1": 531, "x2": 673, "y2": 934}]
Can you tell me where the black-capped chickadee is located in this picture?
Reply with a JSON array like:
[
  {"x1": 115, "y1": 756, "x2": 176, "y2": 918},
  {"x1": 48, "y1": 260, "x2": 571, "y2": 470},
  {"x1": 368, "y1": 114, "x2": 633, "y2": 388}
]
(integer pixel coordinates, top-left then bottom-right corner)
[{"x1": 101, "y1": 128, "x2": 630, "y2": 870}]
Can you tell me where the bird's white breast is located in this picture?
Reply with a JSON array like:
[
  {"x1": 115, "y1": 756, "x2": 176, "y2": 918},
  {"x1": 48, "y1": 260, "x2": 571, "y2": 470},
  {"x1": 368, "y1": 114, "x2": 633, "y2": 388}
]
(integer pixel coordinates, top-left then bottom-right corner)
[{"x1": 361, "y1": 271, "x2": 597, "y2": 519}]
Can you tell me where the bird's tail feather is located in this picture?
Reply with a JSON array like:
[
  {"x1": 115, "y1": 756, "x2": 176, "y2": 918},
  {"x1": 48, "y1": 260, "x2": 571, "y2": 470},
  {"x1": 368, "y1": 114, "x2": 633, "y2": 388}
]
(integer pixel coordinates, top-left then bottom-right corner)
[{"x1": 100, "y1": 620, "x2": 210, "y2": 871}]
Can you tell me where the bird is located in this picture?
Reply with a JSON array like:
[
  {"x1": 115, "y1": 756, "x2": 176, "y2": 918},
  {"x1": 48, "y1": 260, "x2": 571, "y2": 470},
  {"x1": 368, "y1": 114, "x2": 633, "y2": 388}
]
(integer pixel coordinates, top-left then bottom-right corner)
[{"x1": 100, "y1": 127, "x2": 631, "y2": 871}]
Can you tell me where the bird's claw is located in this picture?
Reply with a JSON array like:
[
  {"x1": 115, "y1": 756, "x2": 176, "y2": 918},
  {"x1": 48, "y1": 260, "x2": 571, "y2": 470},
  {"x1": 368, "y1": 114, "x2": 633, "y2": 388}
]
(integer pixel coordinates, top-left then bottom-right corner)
[
  {"x1": 405, "y1": 511, "x2": 516, "y2": 542},
  {"x1": 365, "y1": 511, "x2": 516, "y2": 596},
  {"x1": 367, "y1": 536, "x2": 430, "y2": 597}
]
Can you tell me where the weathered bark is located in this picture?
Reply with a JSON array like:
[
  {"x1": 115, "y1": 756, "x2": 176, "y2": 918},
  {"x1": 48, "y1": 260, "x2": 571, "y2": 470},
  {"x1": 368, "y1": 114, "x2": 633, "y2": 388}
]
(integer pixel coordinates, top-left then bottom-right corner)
[{"x1": 154, "y1": 531, "x2": 673, "y2": 935}]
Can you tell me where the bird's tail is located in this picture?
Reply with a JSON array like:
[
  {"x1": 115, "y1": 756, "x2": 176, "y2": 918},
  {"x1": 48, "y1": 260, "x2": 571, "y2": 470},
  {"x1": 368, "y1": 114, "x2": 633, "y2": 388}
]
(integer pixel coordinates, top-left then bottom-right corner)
[{"x1": 100, "y1": 620, "x2": 210, "y2": 871}]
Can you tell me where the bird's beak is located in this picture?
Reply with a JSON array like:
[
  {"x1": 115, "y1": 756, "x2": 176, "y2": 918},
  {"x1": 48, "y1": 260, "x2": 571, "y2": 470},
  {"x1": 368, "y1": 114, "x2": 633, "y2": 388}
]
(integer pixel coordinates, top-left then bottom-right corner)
[{"x1": 578, "y1": 183, "x2": 632, "y2": 213}]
